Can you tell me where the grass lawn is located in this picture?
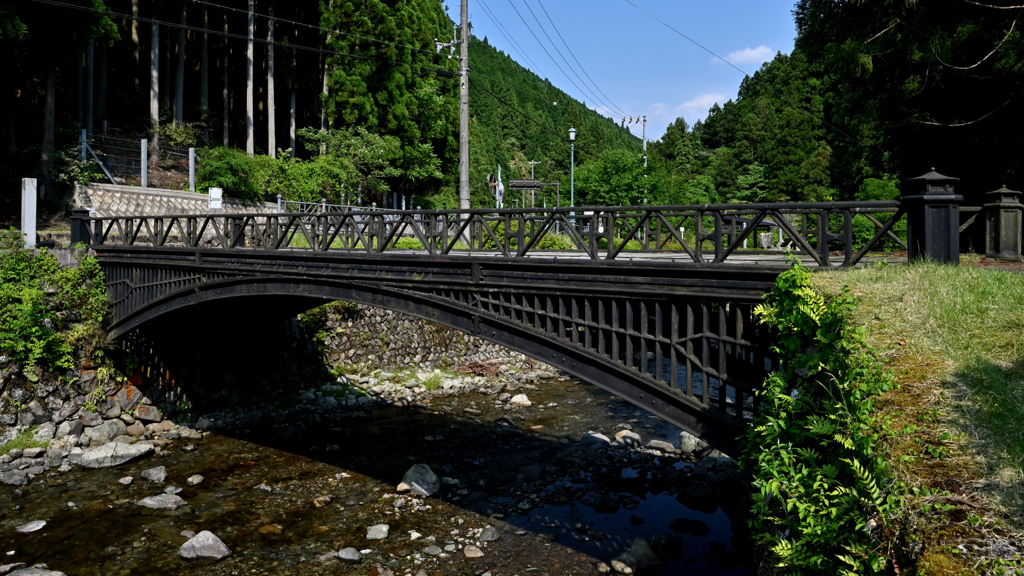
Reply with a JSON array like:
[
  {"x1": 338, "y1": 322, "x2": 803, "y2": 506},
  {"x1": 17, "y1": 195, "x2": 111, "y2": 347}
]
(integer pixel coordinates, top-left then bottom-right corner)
[{"x1": 815, "y1": 262, "x2": 1024, "y2": 575}]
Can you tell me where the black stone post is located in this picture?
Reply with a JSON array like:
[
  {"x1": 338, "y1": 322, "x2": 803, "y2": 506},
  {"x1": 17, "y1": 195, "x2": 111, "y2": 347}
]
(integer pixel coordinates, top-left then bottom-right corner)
[
  {"x1": 984, "y1": 186, "x2": 1023, "y2": 260},
  {"x1": 70, "y1": 208, "x2": 92, "y2": 246},
  {"x1": 904, "y1": 169, "x2": 962, "y2": 264}
]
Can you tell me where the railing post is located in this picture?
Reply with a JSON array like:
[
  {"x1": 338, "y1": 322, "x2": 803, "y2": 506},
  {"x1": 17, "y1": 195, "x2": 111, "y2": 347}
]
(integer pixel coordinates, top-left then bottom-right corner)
[
  {"x1": 904, "y1": 168, "x2": 962, "y2": 264},
  {"x1": 188, "y1": 148, "x2": 196, "y2": 192},
  {"x1": 277, "y1": 193, "x2": 282, "y2": 213},
  {"x1": 70, "y1": 208, "x2": 91, "y2": 246},
  {"x1": 984, "y1": 185, "x2": 1022, "y2": 260}
]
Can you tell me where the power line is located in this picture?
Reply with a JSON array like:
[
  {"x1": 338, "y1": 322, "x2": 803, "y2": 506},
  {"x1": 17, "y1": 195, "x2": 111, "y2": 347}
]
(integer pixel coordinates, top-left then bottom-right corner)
[
  {"x1": 621, "y1": 0, "x2": 871, "y2": 149},
  {"x1": 521, "y1": 0, "x2": 625, "y2": 119},
  {"x1": 505, "y1": 0, "x2": 604, "y2": 117},
  {"x1": 476, "y1": 0, "x2": 546, "y2": 76},
  {"x1": 536, "y1": 0, "x2": 632, "y2": 118}
]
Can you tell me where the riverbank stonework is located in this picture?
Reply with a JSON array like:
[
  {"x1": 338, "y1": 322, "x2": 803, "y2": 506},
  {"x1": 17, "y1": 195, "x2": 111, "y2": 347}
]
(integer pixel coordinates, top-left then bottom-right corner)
[{"x1": 321, "y1": 303, "x2": 552, "y2": 373}]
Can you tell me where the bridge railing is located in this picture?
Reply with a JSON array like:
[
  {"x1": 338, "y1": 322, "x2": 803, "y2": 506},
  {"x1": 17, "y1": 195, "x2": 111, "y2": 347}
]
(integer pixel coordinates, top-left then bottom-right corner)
[{"x1": 71, "y1": 200, "x2": 920, "y2": 267}]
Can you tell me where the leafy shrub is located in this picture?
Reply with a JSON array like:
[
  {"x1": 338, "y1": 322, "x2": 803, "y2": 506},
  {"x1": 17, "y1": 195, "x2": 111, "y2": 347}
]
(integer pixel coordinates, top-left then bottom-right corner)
[
  {"x1": 156, "y1": 122, "x2": 202, "y2": 148},
  {"x1": 746, "y1": 261, "x2": 897, "y2": 574},
  {"x1": 0, "y1": 230, "x2": 109, "y2": 372},
  {"x1": 479, "y1": 220, "x2": 577, "y2": 250}
]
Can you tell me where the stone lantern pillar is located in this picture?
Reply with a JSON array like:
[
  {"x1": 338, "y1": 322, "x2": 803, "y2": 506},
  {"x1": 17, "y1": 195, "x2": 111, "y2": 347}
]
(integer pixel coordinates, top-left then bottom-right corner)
[
  {"x1": 984, "y1": 185, "x2": 1022, "y2": 260},
  {"x1": 904, "y1": 168, "x2": 962, "y2": 264}
]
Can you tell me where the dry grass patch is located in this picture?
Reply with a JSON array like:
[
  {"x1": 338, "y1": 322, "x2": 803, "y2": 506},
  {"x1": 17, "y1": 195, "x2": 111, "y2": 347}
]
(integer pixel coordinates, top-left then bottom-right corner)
[{"x1": 815, "y1": 263, "x2": 1024, "y2": 575}]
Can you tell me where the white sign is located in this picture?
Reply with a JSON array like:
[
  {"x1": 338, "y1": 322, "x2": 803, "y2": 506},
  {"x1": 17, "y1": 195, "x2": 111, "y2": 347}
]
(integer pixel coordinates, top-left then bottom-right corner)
[{"x1": 208, "y1": 187, "x2": 223, "y2": 210}]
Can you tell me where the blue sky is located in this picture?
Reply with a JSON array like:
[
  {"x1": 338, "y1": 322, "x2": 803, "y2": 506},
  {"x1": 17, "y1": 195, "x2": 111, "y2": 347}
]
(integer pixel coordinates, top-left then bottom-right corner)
[{"x1": 441, "y1": 0, "x2": 798, "y2": 141}]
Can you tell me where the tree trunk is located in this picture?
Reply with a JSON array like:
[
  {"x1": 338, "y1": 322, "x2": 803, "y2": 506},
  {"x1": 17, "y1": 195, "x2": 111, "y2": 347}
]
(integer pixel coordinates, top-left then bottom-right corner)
[
  {"x1": 246, "y1": 0, "x2": 254, "y2": 156},
  {"x1": 42, "y1": 66, "x2": 56, "y2": 181},
  {"x1": 86, "y1": 38, "x2": 94, "y2": 135},
  {"x1": 7, "y1": 88, "x2": 17, "y2": 160},
  {"x1": 201, "y1": 4, "x2": 209, "y2": 141},
  {"x1": 223, "y1": 14, "x2": 230, "y2": 147},
  {"x1": 174, "y1": 3, "x2": 186, "y2": 126},
  {"x1": 290, "y1": 55, "x2": 296, "y2": 159},
  {"x1": 151, "y1": 22, "x2": 160, "y2": 165},
  {"x1": 76, "y1": 46, "x2": 84, "y2": 126},
  {"x1": 267, "y1": 4, "x2": 276, "y2": 158},
  {"x1": 161, "y1": 22, "x2": 169, "y2": 109},
  {"x1": 131, "y1": 0, "x2": 140, "y2": 88},
  {"x1": 97, "y1": 43, "x2": 107, "y2": 132},
  {"x1": 320, "y1": 0, "x2": 333, "y2": 155}
]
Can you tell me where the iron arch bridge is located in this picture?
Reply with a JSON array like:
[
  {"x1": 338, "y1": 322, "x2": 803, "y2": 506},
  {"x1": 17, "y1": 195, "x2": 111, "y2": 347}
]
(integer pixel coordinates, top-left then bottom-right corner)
[{"x1": 72, "y1": 201, "x2": 913, "y2": 453}]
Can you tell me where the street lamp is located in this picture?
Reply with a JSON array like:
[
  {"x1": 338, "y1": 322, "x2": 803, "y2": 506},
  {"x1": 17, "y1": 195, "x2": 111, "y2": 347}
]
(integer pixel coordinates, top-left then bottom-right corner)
[{"x1": 568, "y1": 127, "x2": 576, "y2": 212}]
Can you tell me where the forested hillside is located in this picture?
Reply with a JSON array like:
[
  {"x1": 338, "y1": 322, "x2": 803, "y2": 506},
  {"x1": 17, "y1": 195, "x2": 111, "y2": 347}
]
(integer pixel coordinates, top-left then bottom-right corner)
[{"x1": 646, "y1": 0, "x2": 1024, "y2": 205}]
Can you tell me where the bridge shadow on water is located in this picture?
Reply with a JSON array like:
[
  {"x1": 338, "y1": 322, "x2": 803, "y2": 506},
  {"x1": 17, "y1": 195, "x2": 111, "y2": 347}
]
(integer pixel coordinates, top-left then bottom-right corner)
[{"x1": 124, "y1": 298, "x2": 757, "y2": 574}]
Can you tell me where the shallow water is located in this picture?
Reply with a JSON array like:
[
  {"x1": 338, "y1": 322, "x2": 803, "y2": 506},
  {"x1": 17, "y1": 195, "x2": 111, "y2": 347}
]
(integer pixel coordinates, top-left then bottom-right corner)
[{"x1": 0, "y1": 376, "x2": 754, "y2": 575}]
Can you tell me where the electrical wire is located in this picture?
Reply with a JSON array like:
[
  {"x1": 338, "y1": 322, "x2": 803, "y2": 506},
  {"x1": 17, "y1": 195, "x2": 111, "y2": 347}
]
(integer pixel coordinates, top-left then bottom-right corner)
[
  {"x1": 477, "y1": 0, "x2": 546, "y2": 76},
  {"x1": 521, "y1": 0, "x2": 628, "y2": 119},
  {"x1": 505, "y1": 0, "x2": 604, "y2": 117},
  {"x1": 621, "y1": 0, "x2": 871, "y2": 148},
  {"x1": 536, "y1": 0, "x2": 632, "y2": 118}
]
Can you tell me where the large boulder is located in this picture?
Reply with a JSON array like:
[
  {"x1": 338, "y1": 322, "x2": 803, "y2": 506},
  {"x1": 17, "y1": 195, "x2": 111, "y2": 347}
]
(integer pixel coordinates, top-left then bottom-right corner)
[
  {"x1": 69, "y1": 441, "x2": 154, "y2": 468},
  {"x1": 84, "y1": 419, "x2": 127, "y2": 444}
]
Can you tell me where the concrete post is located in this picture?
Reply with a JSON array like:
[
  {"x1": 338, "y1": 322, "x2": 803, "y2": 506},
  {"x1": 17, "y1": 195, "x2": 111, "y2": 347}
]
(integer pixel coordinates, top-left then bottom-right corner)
[
  {"x1": 21, "y1": 178, "x2": 36, "y2": 248},
  {"x1": 277, "y1": 193, "x2": 282, "y2": 213},
  {"x1": 904, "y1": 168, "x2": 962, "y2": 264},
  {"x1": 79, "y1": 129, "x2": 87, "y2": 162},
  {"x1": 141, "y1": 139, "x2": 148, "y2": 188},
  {"x1": 188, "y1": 147, "x2": 195, "y2": 192}
]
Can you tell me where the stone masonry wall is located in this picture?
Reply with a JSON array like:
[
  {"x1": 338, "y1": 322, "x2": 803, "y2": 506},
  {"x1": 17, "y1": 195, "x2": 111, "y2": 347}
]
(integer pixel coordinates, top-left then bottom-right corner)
[
  {"x1": 321, "y1": 303, "x2": 551, "y2": 372},
  {"x1": 74, "y1": 183, "x2": 276, "y2": 217}
]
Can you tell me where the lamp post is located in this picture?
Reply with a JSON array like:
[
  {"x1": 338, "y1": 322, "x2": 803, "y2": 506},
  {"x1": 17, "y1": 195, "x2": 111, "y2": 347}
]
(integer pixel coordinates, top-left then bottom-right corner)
[{"x1": 568, "y1": 126, "x2": 576, "y2": 213}]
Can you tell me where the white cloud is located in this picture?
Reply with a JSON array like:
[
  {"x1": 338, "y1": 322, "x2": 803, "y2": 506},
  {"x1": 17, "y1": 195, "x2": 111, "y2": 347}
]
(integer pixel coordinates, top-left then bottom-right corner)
[
  {"x1": 675, "y1": 93, "x2": 726, "y2": 117},
  {"x1": 712, "y1": 45, "x2": 774, "y2": 66}
]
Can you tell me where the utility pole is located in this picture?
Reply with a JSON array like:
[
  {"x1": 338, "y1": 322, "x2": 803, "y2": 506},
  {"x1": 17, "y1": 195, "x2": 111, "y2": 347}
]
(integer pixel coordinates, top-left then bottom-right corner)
[
  {"x1": 528, "y1": 160, "x2": 541, "y2": 179},
  {"x1": 642, "y1": 115, "x2": 647, "y2": 167},
  {"x1": 458, "y1": 0, "x2": 470, "y2": 210}
]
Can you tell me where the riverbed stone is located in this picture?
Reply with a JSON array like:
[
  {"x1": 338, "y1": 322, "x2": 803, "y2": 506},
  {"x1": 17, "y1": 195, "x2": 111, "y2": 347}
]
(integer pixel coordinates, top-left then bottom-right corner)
[
  {"x1": 15, "y1": 520, "x2": 46, "y2": 533},
  {"x1": 366, "y1": 524, "x2": 389, "y2": 540},
  {"x1": 646, "y1": 440, "x2": 676, "y2": 452},
  {"x1": 630, "y1": 537, "x2": 663, "y2": 568},
  {"x1": 7, "y1": 568, "x2": 67, "y2": 576},
  {"x1": 116, "y1": 385, "x2": 142, "y2": 411},
  {"x1": 134, "y1": 405, "x2": 161, "y2": 422},
  {"x1": 138, "y1": 493, "x2": 187, "y2": 510},
  {"x1": 22, "y1": 447, "x2": 44, "y2": 459},
  {"x1": 397, "y1": 463, "x2": 440, "y2": 497},
  {"x1": 611, "y1": 552, "x2": 638, "y2": 574},
  {"x1": 141, "y1": 466, "x2": 167, "y2": 483},
  {"x1": 338, "y1": 547, "x2": 363, "y2": 564},
  {"x1": 423, "y1": 545, "x2": 442, "y2": 556},
  {"x1": 580, "y1": 431, "x2": 611, "y2": 446},
  {"x1": 509, "y1": 394, "x2": 531, "y2": 407},
  {"x1": 1, "y1": 470, "x2": 29, "y2": 486},
  {"x1": 125, "y1": 422, "x2": 146, "y2": 437},
  {"x1": 678, "y1": 430, "x2": 709, "y2": 454},
  {"x1": 479, "y1": 525, "x2": 501, "y2": 542},
  {"x1": 611, "y1": 431, "x2": 642, "y2": 448},
  {"x1": 69, "y1": 441, "x2": 154, "y2": 468},
  {"x1": 187, "y1": 474, "x2": 204, "y2": 486},
  {"x1": 463, "y1": 545, "x2": 484, "y2": 558},
  {"x1": 179, "y1": 530, "x2": 231, "y2": 562}
]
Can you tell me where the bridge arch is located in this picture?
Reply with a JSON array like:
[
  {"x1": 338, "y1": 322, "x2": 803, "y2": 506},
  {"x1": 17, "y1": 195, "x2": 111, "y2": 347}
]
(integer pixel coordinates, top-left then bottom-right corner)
[{"x1": 98, "y1": 248, "x2": 779, "y2": 454}]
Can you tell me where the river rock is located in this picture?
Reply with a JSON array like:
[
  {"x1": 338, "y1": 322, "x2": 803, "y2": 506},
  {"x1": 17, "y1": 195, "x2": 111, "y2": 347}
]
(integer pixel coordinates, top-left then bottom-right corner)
[
  {"x1": 69, "y1": 441, "x2": 154, "y2": 468},
  {"x1": 141, "y1": 466, "x2": 167, "y2": 483},
  {"x1": 678, "y1": 430, "x2": 709, "y2": 454},
  {"x1": 125, "y1": 422, "x2": 146, "y2": 437},
  {"x1": 338, "y1": 547, "x2": 362, "y2": 564},
  {"x1": 611, "y1": 431, "x2": 642, "y2": 448},
  {"x1": 423, "y1": 545, "x2": 442, "y2": 556},
  {"x1": 76, "y1": 410, "x2": 102, "y2": 427},
  {"x1": 187, "y1": 475, "x2": 204, "y2": 486},
  {"x1": 509, "y1": 394, "x2": 531, "y2": 407},
  {"x1": 479, "y1": 525, "x2": 501, "y2": 542},
  {"x1": 138, "y1": 493, "x2": 187, "y2": 510},
  {"x1": 1, "y1": 470, "x2": 29, "y2": 486},
  {"x1": 195, "y1": 417, "x2": 215, "y2": 431},
  {"x1": 366, "y1": 524, "x2": 389, "y2": 540},
  {"x1": 179, "y1": 530, "x2": 231, "y2": 562},
  {"x1": 397, "y1": 464, "x2": 439, "y2": 497},
  {"x1": 650, "y1": 533, "x2": 685, "y2": 561},
  {"x1": 630, "y1": 537, "x2": 663, "y2": 568},
  {"x1": 116, "y1": 385, "x2": 142, "y2": 411},
  {"x1": 119, "y1": 476, "x2": 133, "y2": 485},
  {"x1": 55, "y1": 420, "x2": 82, "y2": 439},
  {"x1": 84, "y1": 419, "x2": 127, "y2": 444},
  {"x1": 46, "y1": 436, "x2": 77, "y2": 459},
  {"x1": 7, "y1": 568, "x2": 67, "y2": 576},
  {"x1": 646, "y1": 440, "x2": 676, "y2": 452},
  {"x1": 611, "y1": 552, "x2": 638, "y2": 574},
  {"x1": 134, "y1": 405, "x2": 161, "y2": 422},
  {"x1": 22, "y1": 447, "x2": 44, "y2": 459},
  {"x1": 15, "y1": 520, "x2": 46, "y2": 533},
  {"x1": 463, "y1": 545, "x2": 484, "y2": 558},
  {"x1": 580, "y1": 431, "x2": 611, "y2": 446}
]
